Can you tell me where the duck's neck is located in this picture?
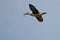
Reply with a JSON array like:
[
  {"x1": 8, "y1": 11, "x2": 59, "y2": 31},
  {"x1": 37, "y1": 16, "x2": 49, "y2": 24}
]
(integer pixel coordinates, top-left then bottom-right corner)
[{"x1": 39, "y1": 12, "x2": 46, "y2": 15}]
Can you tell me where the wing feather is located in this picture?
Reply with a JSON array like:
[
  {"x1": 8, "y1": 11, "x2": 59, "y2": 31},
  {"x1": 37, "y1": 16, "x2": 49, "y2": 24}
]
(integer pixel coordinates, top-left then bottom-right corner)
[
  {"x1": 36, "y1": 15, "x2": 43, "y2": 22},
  {"x1": 29, "y1": 4, "x2": 39, "y2": 14}
]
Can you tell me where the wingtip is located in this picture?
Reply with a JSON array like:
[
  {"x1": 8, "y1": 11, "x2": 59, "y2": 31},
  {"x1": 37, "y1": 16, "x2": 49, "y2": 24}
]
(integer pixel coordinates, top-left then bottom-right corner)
[
  {"x1": 29, "y1": 4, "x2": 33, "y2": 6},
  {"x1": 29, "y1": 4, "x2": 32, "y2": 5}
]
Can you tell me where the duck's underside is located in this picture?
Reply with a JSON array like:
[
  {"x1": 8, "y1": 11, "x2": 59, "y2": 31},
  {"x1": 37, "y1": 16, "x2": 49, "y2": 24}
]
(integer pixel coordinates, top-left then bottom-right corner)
[{"x1": 24, "y1": 12, "x2": 43, "y2": 22}]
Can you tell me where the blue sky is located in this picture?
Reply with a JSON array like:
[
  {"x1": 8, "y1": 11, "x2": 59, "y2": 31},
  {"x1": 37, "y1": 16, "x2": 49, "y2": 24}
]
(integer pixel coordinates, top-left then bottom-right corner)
[{"x1": 0, "y1": 0, "x2": 60, "y2": 40}]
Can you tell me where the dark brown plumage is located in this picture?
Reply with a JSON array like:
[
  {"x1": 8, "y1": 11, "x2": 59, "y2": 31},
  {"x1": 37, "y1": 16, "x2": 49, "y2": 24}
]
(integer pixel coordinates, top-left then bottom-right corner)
[
  {"x1": 29, "y1": 4, "x2": 39, "y2": 13},
  {"x1": 29, "y1": 4, "x2": 43, "y2": 22},
  {"x1": 24, "y1": 4, "x2": 46, "y2": 22}
]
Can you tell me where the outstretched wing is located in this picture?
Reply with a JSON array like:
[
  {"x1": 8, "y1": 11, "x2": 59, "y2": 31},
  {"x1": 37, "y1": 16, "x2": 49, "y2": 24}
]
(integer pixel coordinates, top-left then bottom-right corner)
[
  {"x1": 36, "y1": 15, "x2": 43, "y2": 22},
  {"x1": 29, "y1": 4, "x2": 39, "y2": 14}
]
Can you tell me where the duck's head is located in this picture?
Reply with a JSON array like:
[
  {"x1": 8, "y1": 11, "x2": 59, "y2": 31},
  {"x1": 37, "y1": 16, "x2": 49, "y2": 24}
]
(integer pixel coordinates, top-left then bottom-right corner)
[
  {"x1": 39, "y1": 12, "x2": 46, "y2": 15},
  {"x1": 42, "y1": 12, "x2": 46, "y2": 15}
]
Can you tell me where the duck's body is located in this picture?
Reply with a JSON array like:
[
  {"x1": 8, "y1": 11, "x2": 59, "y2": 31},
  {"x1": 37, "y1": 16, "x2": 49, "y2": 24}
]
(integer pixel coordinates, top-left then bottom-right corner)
[{"x1": 24, "y1": 4, "x2": 46, "y2": 22}]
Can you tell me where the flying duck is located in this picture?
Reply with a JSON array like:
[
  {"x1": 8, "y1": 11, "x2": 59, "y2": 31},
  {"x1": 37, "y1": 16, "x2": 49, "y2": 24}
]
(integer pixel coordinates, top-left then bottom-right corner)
[{"x1": 24, "y1": 4, "x2": 46, "y2": 22}]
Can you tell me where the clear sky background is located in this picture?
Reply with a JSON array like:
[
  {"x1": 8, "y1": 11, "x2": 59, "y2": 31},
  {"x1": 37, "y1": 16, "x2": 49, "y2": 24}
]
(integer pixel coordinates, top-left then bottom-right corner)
[{"x1": 0, "y1": 0, "x2": 60, "y2": 40}]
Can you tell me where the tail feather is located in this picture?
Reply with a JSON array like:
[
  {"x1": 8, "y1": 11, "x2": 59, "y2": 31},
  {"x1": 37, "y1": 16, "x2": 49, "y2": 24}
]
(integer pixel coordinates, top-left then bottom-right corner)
[{"x1": 24, "y1": 12, "x2": 30, "y2": 15}]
